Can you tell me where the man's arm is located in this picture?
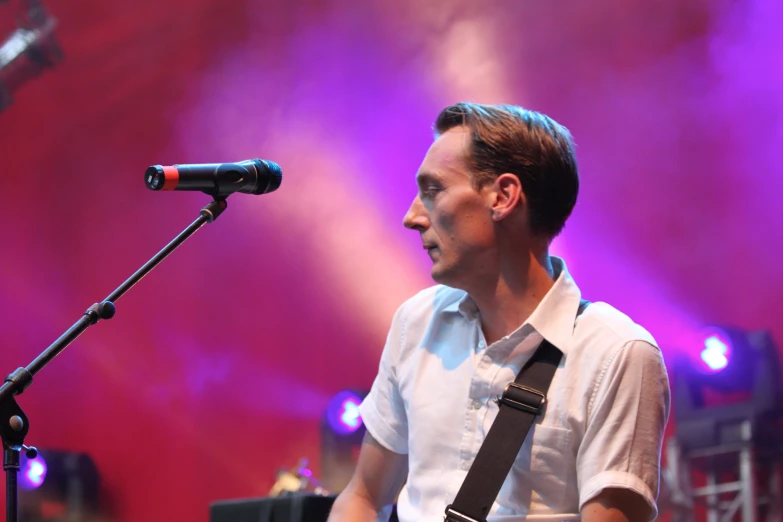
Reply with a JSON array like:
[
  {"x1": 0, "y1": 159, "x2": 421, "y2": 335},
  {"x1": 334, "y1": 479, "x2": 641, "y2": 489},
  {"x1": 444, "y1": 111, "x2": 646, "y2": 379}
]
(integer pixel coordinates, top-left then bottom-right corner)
[
  {"x1": 327, "y1": 431, "x2": 408, "y2": 522},
  {"x1": 575, "y1": 339, "x2": 669, "y2": 520},
  {"x1": 581, "y1": 488, "x2": 652, "y2": 522}
]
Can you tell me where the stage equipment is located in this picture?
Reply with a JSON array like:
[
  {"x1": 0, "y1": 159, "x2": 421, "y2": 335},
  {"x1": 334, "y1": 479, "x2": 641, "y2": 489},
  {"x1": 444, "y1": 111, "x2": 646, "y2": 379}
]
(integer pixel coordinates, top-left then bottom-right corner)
[
  {"x1": 18, "y1": 449, "x2": 100, "y2": 522},
  {"x1": 320, "y1": 390, "x2": 367, "y2": 492},
  {"x1": 269, "y1": 458, "x2": 328, "y2": 497},
  {"x1": 664, "y1": 327, "x2": 783, "y2": 522},
  {"x1": 0, "y1": 0, "x2": 62, "y2": 112}
]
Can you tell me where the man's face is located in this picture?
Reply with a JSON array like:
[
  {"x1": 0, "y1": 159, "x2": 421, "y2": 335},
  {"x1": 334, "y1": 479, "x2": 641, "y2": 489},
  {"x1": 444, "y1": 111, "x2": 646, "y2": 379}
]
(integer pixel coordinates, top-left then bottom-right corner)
[{"x1": 403, "y1": 126, "x2": 497, "y2": 288}]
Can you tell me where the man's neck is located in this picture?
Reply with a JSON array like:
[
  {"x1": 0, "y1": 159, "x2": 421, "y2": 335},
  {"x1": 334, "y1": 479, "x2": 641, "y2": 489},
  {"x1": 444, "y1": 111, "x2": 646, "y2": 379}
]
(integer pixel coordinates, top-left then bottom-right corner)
[{"x1": 470, "y1": 251, "x2": 557, "y2": 346}]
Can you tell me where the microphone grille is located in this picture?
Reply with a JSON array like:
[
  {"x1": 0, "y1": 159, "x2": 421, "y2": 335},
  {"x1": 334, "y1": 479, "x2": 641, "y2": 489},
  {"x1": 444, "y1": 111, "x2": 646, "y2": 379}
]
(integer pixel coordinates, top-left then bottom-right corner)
[{"x1": 254, "y1": 159, "x2": 283, "y2": 194}]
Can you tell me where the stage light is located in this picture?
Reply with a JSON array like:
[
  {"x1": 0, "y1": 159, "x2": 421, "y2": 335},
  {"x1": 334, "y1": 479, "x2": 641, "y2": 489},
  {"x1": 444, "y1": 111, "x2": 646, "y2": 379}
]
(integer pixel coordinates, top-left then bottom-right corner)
[
  {"x1": 673, "y1": 327, "x2": 782, "y2": 449},
  {"x1": 679, "y1": 326, "x2": 773, "y2": 395},
  {"x1": 698, "y1": 327, "x2": 732, "y2": 373},
  {"x1": 325, "y1": 390, "x2": 364, "y2": 435},
  {"x1": 18, "y1": 449, "x2": 102, "y2": 522},
  {"x1": 320, "y1": 389, "x2": 368, "y2": 492},
  {"x1": 19, "y1": 451, "x2": 47, "y2": 490}
]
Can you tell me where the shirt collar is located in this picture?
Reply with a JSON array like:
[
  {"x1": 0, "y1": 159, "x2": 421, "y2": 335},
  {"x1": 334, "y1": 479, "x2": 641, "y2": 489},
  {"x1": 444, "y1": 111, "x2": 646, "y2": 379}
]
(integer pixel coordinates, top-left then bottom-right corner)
[
  {"x1": 443, "y1": 290, "x2": 476, "y2": 318},
  {"x1": 441, "y1": 256, "x2": 583, "y2": 353},
  {"x1": 525, "y1": 256, "x2": 583, "y2": 354}
]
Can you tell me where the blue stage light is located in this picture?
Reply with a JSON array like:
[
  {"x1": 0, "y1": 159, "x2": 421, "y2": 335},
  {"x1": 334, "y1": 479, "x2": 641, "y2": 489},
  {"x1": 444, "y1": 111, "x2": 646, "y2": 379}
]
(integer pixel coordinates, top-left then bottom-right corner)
[
  {"x1": 699, "y1": 327, "x2": 732, "y2": 372},
  {"x1": 321, "y1": 389, "x2": 368, "y2": 492},
  {"x1": 325, "y1": 390, "x2": 364, "y2": 435},
  {"x1": 19, "y1": 452, "x2": 47, "y2": 490}
]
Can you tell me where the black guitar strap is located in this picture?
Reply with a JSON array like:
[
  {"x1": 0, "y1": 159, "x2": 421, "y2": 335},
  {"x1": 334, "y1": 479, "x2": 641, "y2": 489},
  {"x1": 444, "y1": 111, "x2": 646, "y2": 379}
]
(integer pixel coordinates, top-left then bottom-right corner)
[{"x1": 444, "y1": 299, "x2": 591, "y2": 522}]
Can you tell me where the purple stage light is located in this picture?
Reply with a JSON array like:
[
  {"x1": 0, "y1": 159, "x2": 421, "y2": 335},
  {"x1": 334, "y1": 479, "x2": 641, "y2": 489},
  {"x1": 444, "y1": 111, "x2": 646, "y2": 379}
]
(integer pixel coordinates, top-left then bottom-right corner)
[
  {"x1": 325, "y1": 390, "x2": 364, "y2": 435},
  {"x1": 19, "y1": 452, "x2": 47, "y2": 490},
  {"x1": 699, "y1": 327, "x2": 732, "y2": 372}
]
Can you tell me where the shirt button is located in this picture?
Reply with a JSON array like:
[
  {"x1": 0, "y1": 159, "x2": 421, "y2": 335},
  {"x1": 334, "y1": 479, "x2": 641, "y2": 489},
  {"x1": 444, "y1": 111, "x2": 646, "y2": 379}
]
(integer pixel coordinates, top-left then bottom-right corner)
[
  {"x1": 459, "y1": 461, "x2": 471, "y2": 471},
  {"x1": 478, "y1": 340, "x2": 486, "y2": 348},
  {"x1": 472, "y1": 399, "x2": 482, "y2": 410}
]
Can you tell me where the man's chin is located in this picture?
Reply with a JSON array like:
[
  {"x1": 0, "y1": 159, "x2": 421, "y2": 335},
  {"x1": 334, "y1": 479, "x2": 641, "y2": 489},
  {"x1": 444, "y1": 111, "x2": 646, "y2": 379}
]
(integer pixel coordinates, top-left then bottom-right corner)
[
  {"x1": 430, "y1": 265, "x2": 470, "y2": 292},
  {"x1": 430, "y1": 266, "x2": 452, "y2": 286}
]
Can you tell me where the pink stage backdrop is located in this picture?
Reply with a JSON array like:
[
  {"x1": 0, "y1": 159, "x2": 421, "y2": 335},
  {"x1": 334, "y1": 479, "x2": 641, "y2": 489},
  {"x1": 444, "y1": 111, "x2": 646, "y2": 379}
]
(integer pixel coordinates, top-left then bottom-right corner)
[{"x1": 0, "y1": 0, "x2": 780, "y2": 520}]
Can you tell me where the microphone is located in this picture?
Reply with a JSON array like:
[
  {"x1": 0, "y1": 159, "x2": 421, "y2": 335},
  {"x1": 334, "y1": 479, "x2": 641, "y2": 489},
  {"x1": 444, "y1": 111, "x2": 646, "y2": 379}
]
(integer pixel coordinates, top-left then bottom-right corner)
[{"x1": 145, "y1": 159, "x2": 282, "y2": 197}]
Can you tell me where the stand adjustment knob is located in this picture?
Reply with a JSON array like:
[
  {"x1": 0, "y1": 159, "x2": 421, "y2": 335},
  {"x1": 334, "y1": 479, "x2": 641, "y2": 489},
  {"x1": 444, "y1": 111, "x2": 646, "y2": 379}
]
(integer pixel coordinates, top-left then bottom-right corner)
[{"x1": 22, "y1": 445, "x2": 37, "y2": 459}]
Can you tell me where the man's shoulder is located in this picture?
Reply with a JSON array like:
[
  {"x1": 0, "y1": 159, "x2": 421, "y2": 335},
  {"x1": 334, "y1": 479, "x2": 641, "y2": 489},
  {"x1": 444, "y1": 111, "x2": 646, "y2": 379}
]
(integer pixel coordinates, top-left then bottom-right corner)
[
  {"x1": 568, "y1": 302, "x2": 664, "y2": 384},
  {"x1": 398, "y1": 284, "x2": 466, "y2": 318},
  {"x1": 578, "y1": 301, "x2": 658, "y2": 350}
]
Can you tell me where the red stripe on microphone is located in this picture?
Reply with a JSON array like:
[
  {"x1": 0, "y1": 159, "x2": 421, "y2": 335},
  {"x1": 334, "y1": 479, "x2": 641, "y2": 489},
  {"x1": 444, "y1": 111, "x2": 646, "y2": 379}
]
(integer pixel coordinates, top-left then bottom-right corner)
[{"x1": 161, "y1": 166, "x2": 179, "y2": 190}]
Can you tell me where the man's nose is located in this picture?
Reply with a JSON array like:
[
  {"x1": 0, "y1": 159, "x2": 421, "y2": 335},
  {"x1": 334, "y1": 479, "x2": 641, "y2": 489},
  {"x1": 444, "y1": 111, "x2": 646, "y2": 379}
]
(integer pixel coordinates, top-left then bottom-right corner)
[{"x1": 403, "y1": 195, "x2": 428, "y2": 231}]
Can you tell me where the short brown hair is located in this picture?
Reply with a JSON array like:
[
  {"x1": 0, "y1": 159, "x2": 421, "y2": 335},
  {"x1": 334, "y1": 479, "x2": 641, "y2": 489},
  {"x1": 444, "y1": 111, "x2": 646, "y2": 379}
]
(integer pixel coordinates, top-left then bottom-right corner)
[{"x1": 435, "y1": 102, "x2": 579, "y2": 238}]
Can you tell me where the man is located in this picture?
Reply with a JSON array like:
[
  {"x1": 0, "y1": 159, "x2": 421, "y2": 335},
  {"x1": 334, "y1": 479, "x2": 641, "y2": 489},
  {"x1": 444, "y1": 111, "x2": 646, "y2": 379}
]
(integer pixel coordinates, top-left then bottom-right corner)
[{"x1": 327, "y1": 103, "x2": 670, "y2": 522}]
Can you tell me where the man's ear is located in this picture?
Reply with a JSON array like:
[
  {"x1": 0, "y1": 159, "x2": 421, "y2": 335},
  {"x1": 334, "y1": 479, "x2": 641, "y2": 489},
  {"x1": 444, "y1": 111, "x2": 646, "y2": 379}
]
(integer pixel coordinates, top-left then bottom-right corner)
[{"x1": 490, "y1": 173, "x2": 524, "y2": 222}]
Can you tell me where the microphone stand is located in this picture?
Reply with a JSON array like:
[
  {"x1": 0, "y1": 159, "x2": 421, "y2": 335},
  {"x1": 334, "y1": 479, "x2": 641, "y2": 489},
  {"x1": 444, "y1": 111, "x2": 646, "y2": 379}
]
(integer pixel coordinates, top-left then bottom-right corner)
[{"x1": 0, "y1": 197, "x2": 228, "y2": 522}]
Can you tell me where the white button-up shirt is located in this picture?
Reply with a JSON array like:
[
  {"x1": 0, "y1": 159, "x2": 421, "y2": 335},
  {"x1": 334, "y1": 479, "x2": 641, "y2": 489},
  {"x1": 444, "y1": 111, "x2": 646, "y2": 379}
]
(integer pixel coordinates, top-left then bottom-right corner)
[{"x1": 358, "y1": 257, "x2": 670, "y2": 522}]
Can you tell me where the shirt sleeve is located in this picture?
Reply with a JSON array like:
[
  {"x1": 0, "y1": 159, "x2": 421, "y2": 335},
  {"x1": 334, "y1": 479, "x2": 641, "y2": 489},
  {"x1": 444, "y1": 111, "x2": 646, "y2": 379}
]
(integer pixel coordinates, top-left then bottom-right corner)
[
  {"x1": 576, "y1": 339, "x2": 671, "y2": 519},
  {"x1": 357, "y1": 303, "x2": 409, "y2": 455}
]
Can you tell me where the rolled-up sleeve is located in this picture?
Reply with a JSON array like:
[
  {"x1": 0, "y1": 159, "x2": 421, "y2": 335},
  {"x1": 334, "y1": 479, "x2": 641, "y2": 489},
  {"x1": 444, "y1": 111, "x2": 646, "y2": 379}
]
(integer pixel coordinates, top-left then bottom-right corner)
[
  {"x1": 577, "y1": 340, "x2": 671, "y2": 519},
  {"x1": 358, "y1": 303, "x2": 409, "y2": 455}
]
